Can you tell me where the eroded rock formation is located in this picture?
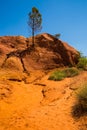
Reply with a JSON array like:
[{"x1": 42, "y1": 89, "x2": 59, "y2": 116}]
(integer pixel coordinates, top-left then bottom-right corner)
[{"x1": 0, "y1": 33, "x2": 79, "y2": 72}]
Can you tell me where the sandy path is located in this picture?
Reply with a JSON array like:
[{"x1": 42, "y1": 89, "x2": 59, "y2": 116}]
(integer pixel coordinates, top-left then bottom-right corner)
[{"x1": 0, "y1": 71, "x2": 87, "y2": 130}]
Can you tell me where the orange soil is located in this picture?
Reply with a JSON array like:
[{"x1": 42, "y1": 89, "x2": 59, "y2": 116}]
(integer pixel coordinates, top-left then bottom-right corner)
[{"x1": 0, "y1": 70, "x2": 87, "y2": 130}]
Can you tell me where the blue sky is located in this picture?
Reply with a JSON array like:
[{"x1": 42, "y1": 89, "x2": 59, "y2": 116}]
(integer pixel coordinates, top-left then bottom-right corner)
[{"x1": 0, "y1": 0, "x2": 87, "y2": 56}]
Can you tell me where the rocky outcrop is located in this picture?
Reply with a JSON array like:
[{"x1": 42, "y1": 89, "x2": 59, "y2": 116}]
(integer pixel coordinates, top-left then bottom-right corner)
[
  {"x1": 0, "y1": 33, "x2": 79, "y2": 72},
  {"x1": 34, "y1": 33, "x2": 79, "y2": 66}
]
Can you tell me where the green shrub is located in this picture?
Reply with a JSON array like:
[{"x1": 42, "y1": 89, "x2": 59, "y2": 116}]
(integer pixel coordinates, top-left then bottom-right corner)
[
  {"x1": 63, "y1": 68, "x2": 79, "y2": 77},
  {"x1": 72, "y1": 103, "x2": 84, "y2": 118},
  {"x1": 72, "y1": 84, "x2": 87, "y2": 118},
  {"x1": 77, "y1": 57, "x2": 87, "y2": 70},
  {"x1": 48, "y1": 68, "x2": 79, "y2": 81},
  {"x1": 48, "y1": 70, "x2": 66, "y2": 81},
  {"x1": 77, "y1": 84, "x2": 87, "y2": 110}
]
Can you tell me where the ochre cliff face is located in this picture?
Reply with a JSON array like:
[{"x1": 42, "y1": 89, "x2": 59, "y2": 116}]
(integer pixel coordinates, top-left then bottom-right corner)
[{"x1": 0, "y1": 33, "x2": 79, "y2": 72}]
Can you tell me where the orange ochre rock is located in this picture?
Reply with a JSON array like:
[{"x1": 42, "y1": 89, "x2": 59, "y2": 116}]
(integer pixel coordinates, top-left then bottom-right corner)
[{"x1": 0, "y1": 33, "x2": 79, "y2": 71}]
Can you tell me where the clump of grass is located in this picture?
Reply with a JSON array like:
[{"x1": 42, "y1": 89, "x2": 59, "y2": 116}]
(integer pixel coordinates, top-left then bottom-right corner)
[
  {"x1": 77, "y1": 57, "x2": 87, "y2": 70},
  {"x1": 48, "y1": 67, "x2": 79, "y2": 81},
  {"x1": 72, "y1": 84, "x2": 87, "y2": 118},
  {"x1": 63, "y1": 68, "x2": 79, "y2": 77},
  {"x1": 77, "y1": 84, "x2": 87, "y2": 110},
  {"x1": 48, "y1": 70, "x2": 66, "y2": 81}
]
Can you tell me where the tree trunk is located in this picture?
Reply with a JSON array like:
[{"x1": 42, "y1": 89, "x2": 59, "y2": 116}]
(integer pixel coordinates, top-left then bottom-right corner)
[{"x1": 32, "y1": 18, "x2": 34, "y2": 47}]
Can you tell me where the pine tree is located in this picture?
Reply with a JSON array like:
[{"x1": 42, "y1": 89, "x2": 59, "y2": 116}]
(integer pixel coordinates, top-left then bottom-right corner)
[{"x1": 28, "y1": 7, "x2": 42, "y2": 47}]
